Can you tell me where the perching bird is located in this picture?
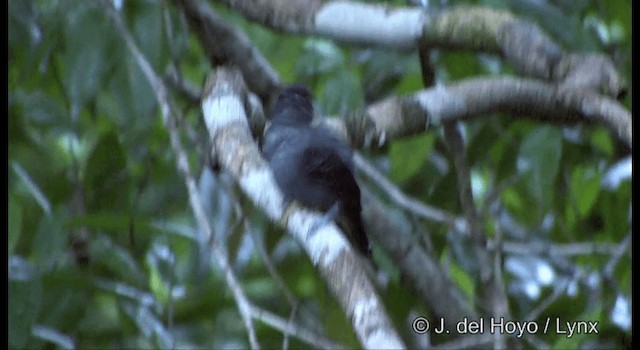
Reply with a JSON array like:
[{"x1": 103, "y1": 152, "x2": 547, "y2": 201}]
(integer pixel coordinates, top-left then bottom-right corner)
[{"x1": 262, "y1": 85, "x2": 371, "y2": 257}]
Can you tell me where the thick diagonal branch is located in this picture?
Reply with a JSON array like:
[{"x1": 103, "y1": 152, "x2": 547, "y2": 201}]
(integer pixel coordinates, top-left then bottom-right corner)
[
  {"x1": 102, "y1": 3, "x2": 261, "y2": 348},
  {"x1": 336, "y1": 77, "x2": 631, "y2": 149},
  {"x1": 201, "y1": 67, "x2": 405, "y2": 350},
  {"x1": 218, "y1": 0, "x2": 624, "y2": 97},
  {"x1": 173, "y1": 0, "x2": 282, "y2": 102}
]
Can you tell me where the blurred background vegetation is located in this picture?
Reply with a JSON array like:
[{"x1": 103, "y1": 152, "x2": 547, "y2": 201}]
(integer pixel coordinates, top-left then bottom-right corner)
[{"x1": 9, "y1": 0, "x2": 631, "y2": 349}]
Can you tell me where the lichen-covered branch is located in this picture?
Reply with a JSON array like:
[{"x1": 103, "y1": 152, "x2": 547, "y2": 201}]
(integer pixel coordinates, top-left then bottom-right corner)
[
  {"x1": 177, "y1": 0, "x2": 630, "y2": 149},
  {"x1": 201, "y1": 67, "x2": 405, "y2": 349},
  {"x1": 173, "y1": 0, "x2": 282, "y2": 102},
  {"x1": 218, "y1": 0, "x2": 625, "y2": 98},
  {"x1": 102, "y1": 3, "x2": 261, "y2": 348},
  {"x1": 338, "y1": 77, "x2": 631, "y2": 149},
  {"x1": 362, "y1": 189, "x2": 477, "y2": 325}
]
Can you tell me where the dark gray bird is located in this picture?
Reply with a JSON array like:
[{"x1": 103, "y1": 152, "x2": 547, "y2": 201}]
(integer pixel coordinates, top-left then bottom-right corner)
[{"x1": 262, "y1": 85, "x2": 371, "y2": 257}]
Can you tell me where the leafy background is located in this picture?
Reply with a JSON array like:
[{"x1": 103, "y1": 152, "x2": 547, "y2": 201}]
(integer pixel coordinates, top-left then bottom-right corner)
[{"x1": 8, "y1": 0, "x2": 631, "y2": 349}]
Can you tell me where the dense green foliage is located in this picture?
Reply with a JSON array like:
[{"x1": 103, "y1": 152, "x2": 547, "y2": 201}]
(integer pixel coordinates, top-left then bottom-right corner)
[{"x1": 9, "y1": 0, "x2": 630, "y2": 349}]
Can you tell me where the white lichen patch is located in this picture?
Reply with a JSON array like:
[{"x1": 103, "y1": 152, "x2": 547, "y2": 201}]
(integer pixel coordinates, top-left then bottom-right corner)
[
  {"x1": 239, "y1": 167, "x2": 285, "y2": 220},
  {"x1": 287, "y1": 211, "x2": 348, "y2": 267},
  {"x1": 365, "y1": 329, "x2": 405, "y2": 350},
  {"x1": 415, "y1": 86, "x2": 466, "y2": 125},
  {"x1": 355, "y1": 297, "x2": 405, "y2": 349},
  {"x1": 353, "y1": 297, "x2": 378, "y2": 327},
  {"x1": 202, "y1": 94, "x2": 248, "y2": 131},
  {"x1": 308, "y1": 224, "x2": 348, "y2": 267},
  {"x1": 315, "y1": 1, "x2": 424, "y2": 49}
]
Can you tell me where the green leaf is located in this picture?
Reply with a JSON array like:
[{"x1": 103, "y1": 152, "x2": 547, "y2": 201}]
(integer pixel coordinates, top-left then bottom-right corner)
[
  {"x1": 517, "y1": 126, "x2": 562, "y2": 222},
  {"x1": 84, "y1": 130, "x2": 130, "y2": 213},
  {"x1": 11, "y1": 90, "x2": 68, "y2": 127},
  {"x1": 394, "y1": 59, "x2": 423, "y2": 95},
  {"x1": 590, "y1": 128, "x2": 614, "y2": 157},
  {"x1": 570, "y1": 166, "x2": 601, "y2": 217},
  {"x1": 552, "y1": 332, "x2": 582, "y2": 350},
  {"x1": 319, "y1": 70, "x2": 363, "y2": 116},
  {"x1": 360, "y1": 50, "x2": 410, "y2": 100},
  {"x1": 564, "y1": 204, "x2": 577, "y2": 233},
  {"x1": 552, "y1": 306, "x2": 603, "y2": 349},
  {"x1": 133, "y1": 2, "x2": 166, "y2": 71},
  {"x1": 441, "y1": 51, "x2": 482, "y2": 80},
  {"x1": 61, "y1": 6, "x2": 118, "y2": 108},
  {"x1": 67, "y1": 213, "x2": 152, "y2": 233},
  {"x1": 8, "y1": 0, "x2": 38, "y2": 50},
  {"x1": 91, "y1": 233, "x2": 147, "y2": 285},
  {"x1": 8, "y1": 194, "x2": 22, "y2": 255},
  {"x1": 32, "y1": 209, "x2": 69, "y2": 270},
  {"x1": 9, "y1": 271, "x2": 43, "y2": 348},
  {"x1": 448, "y1": 258, "x2": 474, "y2": 301},
  {"x1": 599, "y1": 181, "x2": 630, "y2": 241},
  {"x1": 77, "y1": 294, "x2": 121, "y2": 334},
  {"x1": 149, "y1": 266, "x2": 170, "y2": 305},
  {"x1": 390, "y1": 133, "x2": 436, "y2": 184},
  {"x1": 501, "y1": 187, "x2": 523, "y2": 213},
  {"x1": 296, "y1": 38, "x2": 345, "y2": 79}
]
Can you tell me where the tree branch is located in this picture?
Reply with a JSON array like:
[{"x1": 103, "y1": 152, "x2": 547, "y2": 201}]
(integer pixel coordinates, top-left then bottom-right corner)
[
  {"x1": 218, "y1": 0, "x2": 624, "y2": 97},
  {"x1": 335, "y1": 77, "x2": 631, "y2": 149},
  {"x1": 443, "y1": 123, "x2": 509, "y2": 349},
  {"x1": 176, "y1": 0, "x2": 630, "y2": 149},
  {"x1": 603, "y1": 232, "x2": 631, "y2": 280},
  {"x1": 103, "y1": 3, "x2": 261, "y2": 348},
  {"x1": 201, "y1": 67, "x2": 405, "y2": 349},
  {"x1": 492, "y1": 240, "x2": 624, "y2": 257},
  {"x1": 249, "y1": 305, "x2": 347, "y2": 349},
  {"x1": 361, "y1": 188, "x2": 477, "y2": 325},
  {"x1": 173, "y1": 0, "x2": 282, "y2": 103},
  {"x1": 354, "y1": 153, "x2": 465, "y2": 229}
]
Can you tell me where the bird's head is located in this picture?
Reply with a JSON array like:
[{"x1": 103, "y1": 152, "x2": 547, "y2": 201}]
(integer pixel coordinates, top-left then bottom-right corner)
[{"x1": 271, "y1": 84, "x2": 314, "y2": 125}]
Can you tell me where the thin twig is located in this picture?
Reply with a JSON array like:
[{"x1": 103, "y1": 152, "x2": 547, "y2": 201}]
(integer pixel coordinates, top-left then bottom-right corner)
[
  {"x1": 103, "y1": 3, "x2": 260, "y2": 348},
  {"x1": 353, "y1": 152, "x2": 466, "y2": 231},
  {"x1": 202, "y1": 68, "x2": 406, "y2": 349},
  {"x1": 164, "y1": 66, "x2": 201, "y2": 105},
  {"x1": 443, "y1": 123, "x2": 509, "y2": 349},
  {"x1": 246, "y1": 221, "x2": 298, "y2": 308},
  {"x1": 282, "y1": 301, "x2": 299, "y2": 350},
  {"x1": 249, "y1": 305, "x2": 346, "y2": 349},
  {"x1": 173, "y1": 0, "x2": 281, "y2": 102},
  {"x1": 492, "y1": 240, "x2": 622, "y2": 257},
  {"x1": 244, "y1": 223, "x2": 310, "y2": 350},
  {"x1": 526, "y1": 276, "x2": 572, "y2": 321},
  {"x1": 603, "y1": 232, "x2": 631, "y2": 279}
]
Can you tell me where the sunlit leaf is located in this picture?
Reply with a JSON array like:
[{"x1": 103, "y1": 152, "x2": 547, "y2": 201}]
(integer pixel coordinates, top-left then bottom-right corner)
[
  {"x1": 449, "y1": 259, "x2": 474, "y2": 301},
  {"x1": 319, "y1": 69, "x2": 363, "y2": 116},
  {"x1": 517, "y1": 126, "x2": 562, "y2": 223},
  {"x1": 390, "y1": 133, "x2": 436, "y2": 184},
  {"x1": 570, "y1": 166, "x2": 601, "y2": 217}
]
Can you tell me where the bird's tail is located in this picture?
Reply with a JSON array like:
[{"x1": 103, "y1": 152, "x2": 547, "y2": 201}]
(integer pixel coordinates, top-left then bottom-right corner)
[{"x1": 339, "y1": 211, "x2": 372, "y2": 258}]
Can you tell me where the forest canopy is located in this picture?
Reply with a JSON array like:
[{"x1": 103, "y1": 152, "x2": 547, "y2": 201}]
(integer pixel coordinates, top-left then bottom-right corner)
[{"x1": 8, "y1": 0, "x2": 631, "y2": 349}]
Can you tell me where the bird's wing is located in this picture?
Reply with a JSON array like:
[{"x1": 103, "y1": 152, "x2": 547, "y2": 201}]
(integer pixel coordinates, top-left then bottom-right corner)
[
  {"x1": 301, "y1": 146, "x2": 369, "y2": 256},
  {"x1": 301, "y1": 146, "x2": 360, "y2": 199}
]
